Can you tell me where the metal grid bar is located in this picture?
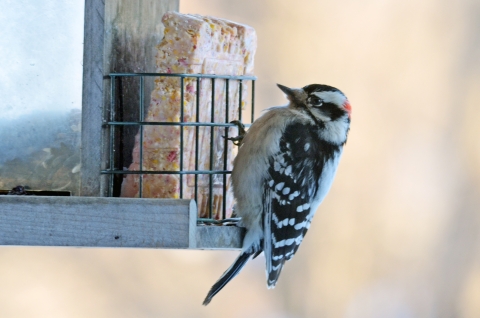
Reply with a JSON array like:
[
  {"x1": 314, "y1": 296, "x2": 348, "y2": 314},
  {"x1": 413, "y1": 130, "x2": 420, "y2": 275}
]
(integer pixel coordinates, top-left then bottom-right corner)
[
  {"x1": 108, "y1": 72, "x2": 256, "y2": 80},
  {"x1": 222, "y1": 79, "x2": 229, "y2": 220},
  {"x1": 103, "y1": 170, "x2": 232, "y2": 175},
  {"x1": 251, "y1": 80, "x2": 255, "y2": 122},
  {"x1": 103, "y1": 73, "x2": 256, "y2": 222},
  {"x1": 238, "y1": 80, "x2": 243, "y2": 122},
  {"x1": 108, "y1": 75, "x2": 116, "y2": 197},
  {"x1": 105, "y1": 122, "x2": 247, "y2": 127},
  {"x1": 209, "y1": 78, "x2": 215, "y2": 219},
  {"x1": 139, "y1": 76, "x2": 145, "y2": 198},
  {"x1": 180, "y1": 77, "x2": 184, "y2": 198},
  {"x1": 195, "y1": 77, "x2": 200, "y2": 205}
]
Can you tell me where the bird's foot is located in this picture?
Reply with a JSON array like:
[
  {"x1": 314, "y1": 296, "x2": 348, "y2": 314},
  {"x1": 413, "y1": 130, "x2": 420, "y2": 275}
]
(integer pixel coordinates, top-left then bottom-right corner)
[
  {"x1": 197, "y1": 217, "x2": 241, "y2": 226},
  {"x1": 223, "y1": 120, "x2": 247, "y2": 146}
]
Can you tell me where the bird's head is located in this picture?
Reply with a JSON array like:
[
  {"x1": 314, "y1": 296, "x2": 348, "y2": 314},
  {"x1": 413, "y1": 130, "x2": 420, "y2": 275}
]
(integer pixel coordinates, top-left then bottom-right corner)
[{"x1": 277, "y1": 83, "x2": 351, "y2": 122}]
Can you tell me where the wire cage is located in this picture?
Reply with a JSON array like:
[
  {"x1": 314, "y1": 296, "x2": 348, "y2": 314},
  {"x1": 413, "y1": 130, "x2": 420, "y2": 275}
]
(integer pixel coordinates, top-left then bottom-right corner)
[{"x1": 102, "y1": 73, "x2": 256, "y2": 222}]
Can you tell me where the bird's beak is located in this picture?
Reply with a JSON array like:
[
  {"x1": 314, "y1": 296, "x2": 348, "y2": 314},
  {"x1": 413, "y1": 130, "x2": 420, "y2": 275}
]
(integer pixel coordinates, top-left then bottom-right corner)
[{"x1": 277, "y1": 84, "x2": 295, "y2": 97}]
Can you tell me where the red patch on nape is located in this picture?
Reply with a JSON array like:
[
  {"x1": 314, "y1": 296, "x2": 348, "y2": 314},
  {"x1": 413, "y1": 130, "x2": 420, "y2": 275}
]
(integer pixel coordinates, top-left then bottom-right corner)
[{"x1": 344, "y1": 101, "x2": 352, "y2": 117}]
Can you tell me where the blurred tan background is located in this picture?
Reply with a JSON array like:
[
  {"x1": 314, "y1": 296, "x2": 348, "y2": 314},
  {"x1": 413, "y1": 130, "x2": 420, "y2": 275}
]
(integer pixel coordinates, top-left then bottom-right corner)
[{"x1": 2, "y1": 0, "x2": 480, "y2": 317}]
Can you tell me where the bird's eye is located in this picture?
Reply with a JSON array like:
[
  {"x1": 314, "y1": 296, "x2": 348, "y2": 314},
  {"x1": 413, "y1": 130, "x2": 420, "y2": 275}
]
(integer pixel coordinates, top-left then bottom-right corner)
[{"x1": 309, "y1": 96, "x2": 323, "y2": 106}]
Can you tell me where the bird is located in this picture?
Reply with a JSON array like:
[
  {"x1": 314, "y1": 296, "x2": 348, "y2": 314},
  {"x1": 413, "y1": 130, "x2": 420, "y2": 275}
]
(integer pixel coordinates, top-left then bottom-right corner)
[{"x1": 203, "y1": 83, "x2": 352, "y2": 305}]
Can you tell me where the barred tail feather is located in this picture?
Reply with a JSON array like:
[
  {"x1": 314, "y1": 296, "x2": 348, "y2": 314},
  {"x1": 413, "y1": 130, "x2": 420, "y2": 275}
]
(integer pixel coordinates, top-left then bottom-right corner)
[
  {"x1": 202, "y1": 251, "x2": 253, "y2": 305},
  {"x1": 267, "y1": 258, "x2": 286, "y2": 288}
]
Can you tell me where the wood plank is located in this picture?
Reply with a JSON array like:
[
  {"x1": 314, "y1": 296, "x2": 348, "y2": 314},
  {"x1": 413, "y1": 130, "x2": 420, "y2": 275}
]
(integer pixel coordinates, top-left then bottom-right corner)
[
  {"x1": 195, "y1": 226, "x2": 244, "y2": 250},
  {"x1": 81, "y1": 0, "x2": 106, "y2": 196},
  {"x1": 0, "y1": 196, "x2": 194, "y2": 248},
  {"x1": 0, "y1": 196, "x2": 244, "y2": 249}
]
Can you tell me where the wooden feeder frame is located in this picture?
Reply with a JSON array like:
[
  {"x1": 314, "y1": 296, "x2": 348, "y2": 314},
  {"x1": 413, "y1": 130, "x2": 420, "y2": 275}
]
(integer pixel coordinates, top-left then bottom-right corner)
[{"x1": 0, "y1": 0, "x2": 253, "y2": 250}]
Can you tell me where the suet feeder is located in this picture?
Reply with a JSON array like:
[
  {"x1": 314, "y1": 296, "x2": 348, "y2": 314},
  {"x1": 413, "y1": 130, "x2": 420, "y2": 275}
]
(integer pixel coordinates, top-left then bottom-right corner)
[{"x1": 0, "y1": 0, "x2": 256, "y2": 250}]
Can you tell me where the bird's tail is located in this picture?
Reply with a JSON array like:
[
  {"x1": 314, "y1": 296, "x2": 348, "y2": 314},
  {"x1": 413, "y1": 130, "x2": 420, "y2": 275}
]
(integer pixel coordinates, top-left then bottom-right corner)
[{"x1": 202, "y1": 250, "x2": 253, "y2": 305}]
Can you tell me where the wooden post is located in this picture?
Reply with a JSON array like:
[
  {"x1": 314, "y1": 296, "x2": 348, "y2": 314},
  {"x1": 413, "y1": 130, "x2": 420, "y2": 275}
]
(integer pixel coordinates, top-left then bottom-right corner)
[{"x1": 81, "y1": 0, "x2": 106, "y2": 196}]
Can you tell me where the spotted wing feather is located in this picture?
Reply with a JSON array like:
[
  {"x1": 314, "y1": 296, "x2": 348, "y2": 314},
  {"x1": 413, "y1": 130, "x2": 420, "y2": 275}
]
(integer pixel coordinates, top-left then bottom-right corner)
[{"x1": 263, "y1": 122, "x2": 339, "y2": 288}]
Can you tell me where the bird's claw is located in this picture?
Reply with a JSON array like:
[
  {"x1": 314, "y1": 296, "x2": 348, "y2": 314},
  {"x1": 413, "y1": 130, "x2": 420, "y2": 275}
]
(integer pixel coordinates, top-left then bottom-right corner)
[{"x1": 223, "y1": 120, "x2": 247, "y2": 146}]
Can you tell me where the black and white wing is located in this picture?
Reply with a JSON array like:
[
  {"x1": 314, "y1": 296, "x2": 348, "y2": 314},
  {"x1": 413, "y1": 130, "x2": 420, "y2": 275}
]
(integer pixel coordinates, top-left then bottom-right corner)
[{"x1": 263, "y1": 122, "x2": 341, "y2": 288}]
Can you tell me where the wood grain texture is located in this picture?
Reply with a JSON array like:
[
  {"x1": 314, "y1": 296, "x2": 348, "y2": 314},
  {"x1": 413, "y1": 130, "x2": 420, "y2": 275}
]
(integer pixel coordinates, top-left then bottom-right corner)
[
  {"x1": 0, "y1": 196, "x2": 244, "y2": 249},
  {"x1": 195, "y1": 226, "x2": 244, "y2": 250},
  {"x1": 104, "y1": 0, "x2": 179, "y2": 74},
  {"x1": 81, "y1": 0, "x2": 106, "y2": 196},
  {"x1": 0, "y1": 196, "x2": 193, "y2": 248}
]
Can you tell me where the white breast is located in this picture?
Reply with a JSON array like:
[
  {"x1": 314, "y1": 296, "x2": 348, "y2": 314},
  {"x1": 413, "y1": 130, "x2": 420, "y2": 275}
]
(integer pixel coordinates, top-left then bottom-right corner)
[{"x1": 306, "y1": 149, "x2": 343, "y2": 223}]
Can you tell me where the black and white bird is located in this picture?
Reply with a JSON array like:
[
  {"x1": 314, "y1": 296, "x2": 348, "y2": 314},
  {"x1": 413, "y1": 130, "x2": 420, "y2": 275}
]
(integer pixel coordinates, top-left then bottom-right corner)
[{"x1": 203, "y1": 83, "x2": 352, "y2": 305}]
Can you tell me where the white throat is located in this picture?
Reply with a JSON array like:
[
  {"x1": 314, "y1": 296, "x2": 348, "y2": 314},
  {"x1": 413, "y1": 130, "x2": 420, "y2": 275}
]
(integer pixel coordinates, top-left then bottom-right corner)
[{"x1": 319, "y1": 116, "x2": 349, "y2": 145}]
